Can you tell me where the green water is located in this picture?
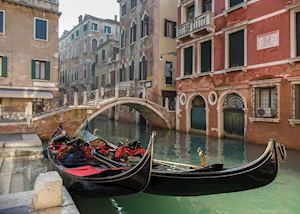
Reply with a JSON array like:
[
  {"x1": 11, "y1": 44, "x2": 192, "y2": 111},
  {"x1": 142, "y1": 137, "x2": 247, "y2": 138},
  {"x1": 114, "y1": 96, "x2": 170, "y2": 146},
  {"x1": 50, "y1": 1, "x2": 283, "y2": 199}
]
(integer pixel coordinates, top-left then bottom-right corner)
[{"x1": 71, "y1": 117, "x2": 300, "y2": 214}]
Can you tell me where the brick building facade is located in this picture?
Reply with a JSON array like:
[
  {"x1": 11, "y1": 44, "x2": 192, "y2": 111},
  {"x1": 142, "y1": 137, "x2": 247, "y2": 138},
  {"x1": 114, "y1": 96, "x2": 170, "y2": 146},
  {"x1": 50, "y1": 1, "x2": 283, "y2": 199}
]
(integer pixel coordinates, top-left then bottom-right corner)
[{"x1": 176, "y1": 0, "x2": 300, "y2": 149}]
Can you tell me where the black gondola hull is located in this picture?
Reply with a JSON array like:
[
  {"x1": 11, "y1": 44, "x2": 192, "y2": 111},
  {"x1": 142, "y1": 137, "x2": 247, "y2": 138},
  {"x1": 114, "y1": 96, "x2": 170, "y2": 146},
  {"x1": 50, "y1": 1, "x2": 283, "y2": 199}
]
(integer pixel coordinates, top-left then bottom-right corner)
[{"x1": 145, "y1": 142, "x2": 280, "y2": 196}]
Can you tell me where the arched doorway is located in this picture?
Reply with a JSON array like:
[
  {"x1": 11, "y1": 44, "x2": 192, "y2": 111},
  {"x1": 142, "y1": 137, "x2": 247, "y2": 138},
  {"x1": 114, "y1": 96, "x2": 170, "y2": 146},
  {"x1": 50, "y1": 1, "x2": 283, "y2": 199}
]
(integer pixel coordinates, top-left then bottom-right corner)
[
  {"x1": 223, "y1": 93, "x2": 245, "y2": 138},
  {"x1": 191, "y1": 96, "x2": 206, "y2": 131}
]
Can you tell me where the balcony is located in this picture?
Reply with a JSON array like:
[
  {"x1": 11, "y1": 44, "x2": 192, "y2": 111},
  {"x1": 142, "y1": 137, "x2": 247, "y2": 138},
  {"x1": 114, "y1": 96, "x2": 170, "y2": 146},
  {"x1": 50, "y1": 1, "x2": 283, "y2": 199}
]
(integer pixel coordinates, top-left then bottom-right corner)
[{"x1": 177, "y1": 12, "x2": 214, "y2": 39}]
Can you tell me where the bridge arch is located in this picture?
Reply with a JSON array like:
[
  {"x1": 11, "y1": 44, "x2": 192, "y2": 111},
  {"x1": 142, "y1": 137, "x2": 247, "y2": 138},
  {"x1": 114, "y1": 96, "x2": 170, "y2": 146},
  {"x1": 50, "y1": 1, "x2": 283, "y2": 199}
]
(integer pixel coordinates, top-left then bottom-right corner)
[{"x1": 75, "y1": 97, "x2": 173, "y2": 135}]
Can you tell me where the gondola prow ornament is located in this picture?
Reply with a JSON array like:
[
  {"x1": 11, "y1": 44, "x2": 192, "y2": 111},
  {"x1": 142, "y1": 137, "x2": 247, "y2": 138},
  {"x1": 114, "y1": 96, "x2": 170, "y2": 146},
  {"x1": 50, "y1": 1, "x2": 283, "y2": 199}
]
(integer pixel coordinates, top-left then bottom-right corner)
[{"x1": 197, "y1": 147, "x2": 208, "y2": 167}]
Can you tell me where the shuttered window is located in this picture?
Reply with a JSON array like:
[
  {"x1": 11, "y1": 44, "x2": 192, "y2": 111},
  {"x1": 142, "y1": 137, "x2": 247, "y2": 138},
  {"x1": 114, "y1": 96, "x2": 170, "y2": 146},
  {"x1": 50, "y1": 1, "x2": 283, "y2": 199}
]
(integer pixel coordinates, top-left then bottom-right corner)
[
  {"x1": 0, "y1": 11, "x2": 4, "y2": 33},
  {"x1": 35, "y1": 18, "x2": 48, "y2": 40},
  {"x1": 121, "y1": 4, "x2": 127, "y2": 17},
  {"x1": 229, "y1": 0, "x2": 244, "y2": 8},
  {"x1": 229, "y1": 30, "x2": 244, "y2": 68},
  {"x1": 164, "y1": 19, "x2": 176, "y2": 38},
  {"x1": 184, "y1": 46, "x2": 193, "y2": 75},
  {"x1": 201, "y1": 40, "x2": 212, "y2": 73},
  {"x1": 296, "y1": 12, "x2": 300, "y2": 57},
  {"x1": 32, "y1": 60, "x2": 50, "y2": 80},
  {"x1": 121, "y1": 29, "x2": 126, "y2": 48},
  {"x1": 0, "y1": 56, "x2": 7, "y2": 78}
]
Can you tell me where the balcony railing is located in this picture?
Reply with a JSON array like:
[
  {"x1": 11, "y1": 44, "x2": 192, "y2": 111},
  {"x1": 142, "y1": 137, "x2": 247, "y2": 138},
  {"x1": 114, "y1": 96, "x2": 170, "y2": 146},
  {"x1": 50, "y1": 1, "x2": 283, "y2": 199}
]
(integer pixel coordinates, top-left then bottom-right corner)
[{"x1": 177, "y1": 12, "x2": 213, "y2": 38}]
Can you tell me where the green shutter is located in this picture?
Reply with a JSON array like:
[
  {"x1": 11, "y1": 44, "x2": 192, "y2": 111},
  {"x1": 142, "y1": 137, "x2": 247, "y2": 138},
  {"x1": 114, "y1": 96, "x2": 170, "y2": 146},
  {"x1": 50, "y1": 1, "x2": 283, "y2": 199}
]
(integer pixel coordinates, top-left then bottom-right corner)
[
  {"x1": 2, "y1": 56, "x2": 7, "y2": 78},
  {"x1": 45, "y1": 61, "x2": 50, "y2": 80},
  {"x1": 31, "y1": 59, "x2": 36, "y2": 79}
]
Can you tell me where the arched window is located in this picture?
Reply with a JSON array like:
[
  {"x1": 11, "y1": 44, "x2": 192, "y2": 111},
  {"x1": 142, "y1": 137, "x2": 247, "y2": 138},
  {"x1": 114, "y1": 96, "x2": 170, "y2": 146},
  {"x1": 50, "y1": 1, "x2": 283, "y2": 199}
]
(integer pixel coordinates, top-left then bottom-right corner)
[
  {"x1": 139, "y1": 56, "x2": 147, "y2": 80},
  {"x1": 119, "y1": 64, "x2": 126, "y2": 82},
  {"x1": 130, "y1": 21, "x2": 137, "y2": 44},
  {"x1": 129, "y1": 60, "x2": 135, "y2": 80},
  {"x1": 92, "y1": 39, "x2": 97, "y2": 53},
  {"x1": 120, "y1": 28, "x2": 126, "y2": 48},
  {"x1": 141, "y1": 13, "x2": 149, "y2": 38}
]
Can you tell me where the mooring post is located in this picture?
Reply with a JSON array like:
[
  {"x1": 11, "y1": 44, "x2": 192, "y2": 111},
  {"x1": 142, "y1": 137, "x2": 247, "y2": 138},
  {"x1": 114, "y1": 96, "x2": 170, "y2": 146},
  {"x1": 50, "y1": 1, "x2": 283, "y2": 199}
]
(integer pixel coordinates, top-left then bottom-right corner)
[
  {"x1": 74, "y1": 92, "x2": 78, "y2": 107},
  {"x1": 83, "y1": 91, "x2": 87, "y2": 105}
]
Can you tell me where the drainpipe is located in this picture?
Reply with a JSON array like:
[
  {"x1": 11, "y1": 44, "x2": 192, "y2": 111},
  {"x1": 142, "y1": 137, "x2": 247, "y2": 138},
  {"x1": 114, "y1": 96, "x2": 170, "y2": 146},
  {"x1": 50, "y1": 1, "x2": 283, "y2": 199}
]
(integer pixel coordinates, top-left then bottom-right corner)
[{"x1": 176, "y1": 95, "x2": 180, "y2": 131}]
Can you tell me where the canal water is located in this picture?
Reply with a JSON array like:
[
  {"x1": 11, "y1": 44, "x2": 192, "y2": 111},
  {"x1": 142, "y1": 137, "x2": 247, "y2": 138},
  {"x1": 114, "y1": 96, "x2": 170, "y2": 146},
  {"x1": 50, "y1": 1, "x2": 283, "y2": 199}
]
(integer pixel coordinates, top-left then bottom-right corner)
[{"x1": 70, "y1": 117, "x2": 300, "y2": 214}]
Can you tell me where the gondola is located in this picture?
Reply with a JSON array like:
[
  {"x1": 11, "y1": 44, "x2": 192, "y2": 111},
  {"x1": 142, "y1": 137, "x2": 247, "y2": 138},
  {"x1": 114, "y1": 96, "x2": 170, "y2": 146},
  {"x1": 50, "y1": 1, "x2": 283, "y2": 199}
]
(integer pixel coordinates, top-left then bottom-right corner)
[
  {"x1": 47, "y1": 124, "x2": 154, "y2": 197},
  {"x1": 85, "y1": 127, "x2": 287, "y2": 196}
]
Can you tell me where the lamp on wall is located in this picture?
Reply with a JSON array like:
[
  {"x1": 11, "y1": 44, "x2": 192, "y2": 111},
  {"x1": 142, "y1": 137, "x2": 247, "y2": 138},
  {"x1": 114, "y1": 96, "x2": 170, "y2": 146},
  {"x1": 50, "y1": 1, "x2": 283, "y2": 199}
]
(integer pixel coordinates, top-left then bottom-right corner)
[{"x1": 160, "y1": 52, "x2": 177, "y2": 61}]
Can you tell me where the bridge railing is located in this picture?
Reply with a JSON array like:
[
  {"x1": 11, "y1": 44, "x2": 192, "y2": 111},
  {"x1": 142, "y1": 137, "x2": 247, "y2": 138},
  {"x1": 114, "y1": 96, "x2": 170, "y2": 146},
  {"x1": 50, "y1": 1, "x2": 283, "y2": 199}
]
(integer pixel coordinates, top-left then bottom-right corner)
[
  {"x1": 0, "y1": 105, "x2": 27, "y2": 123},
  {"x1": 33, "y1": 97, "x2": 67, "y2": 117}
]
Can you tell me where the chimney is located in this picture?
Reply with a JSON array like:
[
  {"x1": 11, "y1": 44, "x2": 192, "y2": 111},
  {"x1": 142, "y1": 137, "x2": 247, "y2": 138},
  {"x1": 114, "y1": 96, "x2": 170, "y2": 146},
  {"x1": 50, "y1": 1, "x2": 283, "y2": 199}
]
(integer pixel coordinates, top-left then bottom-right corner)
[
  {"x1": 78, "y1": 15, "x2": 83, "y2": 23},
  {"x1": 114, "y1": 15, "x2": 118, "y2": 22}
]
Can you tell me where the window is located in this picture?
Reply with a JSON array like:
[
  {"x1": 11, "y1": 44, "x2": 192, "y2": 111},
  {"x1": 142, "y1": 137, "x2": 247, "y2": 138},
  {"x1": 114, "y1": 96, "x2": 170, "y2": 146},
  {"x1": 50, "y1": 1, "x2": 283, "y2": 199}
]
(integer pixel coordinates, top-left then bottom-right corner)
[
  {"x1": 92, "y1": 39, "x2": 98, "y2": 53},
  {"x1": 0, "y1": 10, "x2": 4, "y2": 34},
  {"x1": 296, "y1": 12, "x2": 300, "y2": 57},
  {"x1": 83, "y1": 24, "x2": 88, "y2": 32},
  {"x1": 165, "y1": 62, "x2": 174, "y2": 85},
  {"x1": 129, "y1": 60, "x2": 134, "y2": 81},
  {"x1": 254, "y1": 87, "x2": 278, "y2": 118},
  {"x1": 102, "y1": 74, "x2": 106, "y2": 87},
  {"x1": 34, "y1": 18, "x2": 48, "y2": 40},
  {"x1": 164, "y1": 19, "x2": 176, "y2": 38},
  {"x1": 294, "y1": 84, "x2": 300, "y2": 120},
  {"x1": 119, "y1": 65, "x2": 126, "y2": 82},
  {"x1": 130, "y1": 22, "x2": 137, "y2": 43},
  {"x1": 104, "y1": 26, "x2": 112, "y2": 34},
  {"x1": 0, "y1": 56, "x2": 7, "y2": 78},
  {"x1": 113, "y1": 47, "x2": 119, "y2": 60},
  {"x1": 200, "y1": 40, "x2": 212, "y2": 73},
  {"x1": 71, "y1": 34, "x2": 75, "y2": 40},
  {"x1": 102, "y1": 49, "x2": 106, "y2": 61},
  {"x1": 229, "y1": 29, "x2": 245, "y2": 68},
  {"x1": 76, "y1": 30, "x2": 79, "y2": 37},
  {"x1": 139, "y1": 56, "x2": 148, "y2": 80},
  {"x1": 229, "y1": 0, "x2": 244, "y2": 8},
  {"x1": 186, "y1": 5, "x2": 195, "y2": 21},
  {"x1": 91, "y1": 63, "x2": 96, "y2": 78},
  {"x1": 141, "y1": 14, "x2": 149, "y2": 38},
  {"x1": 131, "y1": 0, "x2": 137, "y2": 9},
  {"x1": 92, "y1": 23, "x2": 98, "y2": 31},
  {"x1": 121, "y1": 29, "x2": 126, "y2": 48},
  {"x1": 202, "y1": 0, "x2": 212, "y2": 13},
  {"x1": 184, "y1": 46, "x2": 193, "y2": 75},
  {"x1": 121, "y1": 3, "x2": 127, "y2": 17},
  {"x1": 32, "y1": 60, "x2": 50, "y2": 80}
]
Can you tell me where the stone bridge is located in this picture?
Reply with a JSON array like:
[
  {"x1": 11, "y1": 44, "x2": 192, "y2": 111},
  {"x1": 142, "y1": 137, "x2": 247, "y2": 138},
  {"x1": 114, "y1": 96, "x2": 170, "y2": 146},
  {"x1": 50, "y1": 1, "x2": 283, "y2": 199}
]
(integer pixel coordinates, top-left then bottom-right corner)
[{"x1": 30, "y1": 87, "x2": 176, "y2": 139}]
